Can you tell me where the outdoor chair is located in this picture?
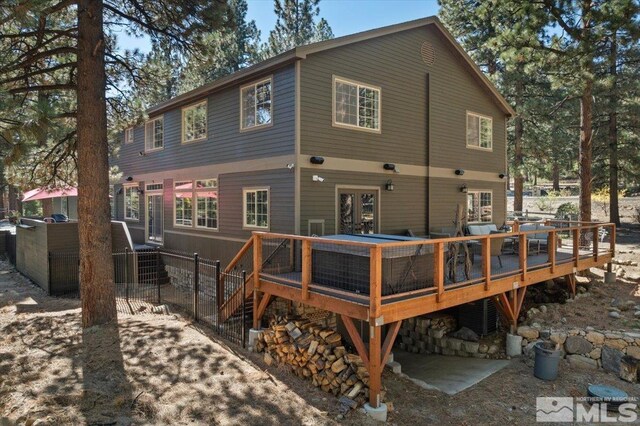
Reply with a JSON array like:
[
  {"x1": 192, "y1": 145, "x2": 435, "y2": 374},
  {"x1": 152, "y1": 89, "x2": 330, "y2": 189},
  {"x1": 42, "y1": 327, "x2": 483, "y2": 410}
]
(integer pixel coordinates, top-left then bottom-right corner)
[
  {"x1": 489, "y1": 232, "x2": 505, "y2": 268},
  {"x1": 520, "y1": 224, "x2": 556, "y2": 255}
]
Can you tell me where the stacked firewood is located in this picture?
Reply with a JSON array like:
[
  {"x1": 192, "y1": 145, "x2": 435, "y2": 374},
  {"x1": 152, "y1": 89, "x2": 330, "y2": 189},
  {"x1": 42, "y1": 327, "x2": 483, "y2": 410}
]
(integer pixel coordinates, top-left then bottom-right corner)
[{"x1": 256, "y1": 316, "x2": 369, "y2": 402}]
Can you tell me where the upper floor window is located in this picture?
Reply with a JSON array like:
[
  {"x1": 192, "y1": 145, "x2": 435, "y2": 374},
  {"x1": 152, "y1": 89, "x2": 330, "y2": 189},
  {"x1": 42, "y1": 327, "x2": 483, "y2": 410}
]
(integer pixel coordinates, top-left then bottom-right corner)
[
  {"x1": 124, "y1": 185, "x2": 140, "y2": 220},
  {"x1": 466, "y1": 112, "x2": 492, "y2": 150},
  {"x1": 243, "y1": 188, "x2": 268, "y2": 229},
  {"x1": 145, "y1": 116, "x2": 164, "y2": 152},
  {"x1": 124, "y1": 127, "x2": 134, "y2": 144},
  {"x1": 241, "y1": 78, "x2": 272, "y2": 130},
  {"x1": 467, "y1": 190, "x2": 492, "y2": 223},
  {"x1": 333, "y1": 76, "x2": 381, "y2": 132},
  {"x1": 182, "y1": 101, "x2": 207, "y2": 143}
]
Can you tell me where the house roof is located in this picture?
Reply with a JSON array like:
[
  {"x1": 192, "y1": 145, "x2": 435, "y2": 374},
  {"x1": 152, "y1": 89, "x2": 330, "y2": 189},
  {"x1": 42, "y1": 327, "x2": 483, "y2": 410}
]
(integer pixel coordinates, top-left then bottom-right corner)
[{"x1": 147, "y1": 16, "x2": 515, "y2": 117}]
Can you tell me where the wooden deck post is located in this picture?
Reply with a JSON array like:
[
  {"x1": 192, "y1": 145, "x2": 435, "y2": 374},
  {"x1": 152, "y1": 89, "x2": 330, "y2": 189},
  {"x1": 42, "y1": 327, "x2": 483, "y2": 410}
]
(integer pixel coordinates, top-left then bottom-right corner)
[
  {"x1": 301, "y1": 239, "x2": 311, "y2": 300},
  {"x1": 434, "y1": 242, "x2": 444, "y2": 302},
  {"x1": 368, "y1": 323, "x2": 382, "y2": 409},
  {"x1": 572, "y1": 228, "x2": 580, "y2": 269},
  {"x1": 593, "y1": 225, "x2": 599, "y2": 262},
  {"x1": 482, "y1": 236, "x2": 491, "y2": 291},
  {"x1": 519, "y1": 233, "x2": 527, "y2": 281},
  {"x1": 370, "y1": 246, "x2": 382, "y2": 319},
  {"x1": 548, "y1": 230, "x2": 556, "y2": 273},
  {"x1": 253, "y1": 234, "x2": 262, "y2": 329}
]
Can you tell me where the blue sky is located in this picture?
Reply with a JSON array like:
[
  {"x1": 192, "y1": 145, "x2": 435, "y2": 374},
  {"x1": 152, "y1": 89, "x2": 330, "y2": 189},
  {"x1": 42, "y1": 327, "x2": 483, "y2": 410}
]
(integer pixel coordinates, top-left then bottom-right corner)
[{"x1": 117, "y1": 0, "x2": 440, "y2": 54}]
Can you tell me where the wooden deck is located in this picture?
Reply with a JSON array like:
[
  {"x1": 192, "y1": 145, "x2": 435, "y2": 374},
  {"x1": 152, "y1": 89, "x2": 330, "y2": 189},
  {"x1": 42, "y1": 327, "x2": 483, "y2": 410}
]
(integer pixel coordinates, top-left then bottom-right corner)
[{"x1": 219, "y1": 220, "x2": 615, "y2": 408}]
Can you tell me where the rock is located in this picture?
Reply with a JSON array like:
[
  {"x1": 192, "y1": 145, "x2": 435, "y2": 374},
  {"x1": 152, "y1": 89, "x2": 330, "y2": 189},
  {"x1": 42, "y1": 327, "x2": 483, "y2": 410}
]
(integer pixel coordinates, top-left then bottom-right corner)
[
  {"x1": 527, "y1": 308, "x2": 540, "y2": 318},
  {"x1": 449, "y1": 326, "x2": 479, "y2": 342},
  {"x1": 540, "y1": 330, "x2": 551, "y2": 340},
  {"x1": 626, "y1": 346, "x2": 640, "y2": 360},
  {"x1": 620, "y1": 356, "x2": 640, "y2": 383},
  {"x1": 550, "y1": 332, "x2": 567, "y2": 345},
  {"x1": 601, "y1": 345, "x2": 624, "y2": 374},
  {"x1": 561, "y1": 317, "x2": 567, "y2": 324},
  {"x1": 539, "y1": 305, "x2": 548, "y2": 314},
  {"x1": 565, "y1": 336, "x2": 593, "y2": 355},
  {"x1": 478, "y1": 343, "x2": 489, "y2": 354},
  {"x1": 578, "y1": 286, "x2": 587, "y2": 294},
  {"x1": 609, "y1": 311, "x2": 621, "y2": 319},
  {"x1": 634, "y1": 311, "x2": 640, "y2": 318},
  {"x1": 487, "y1": 344, "x2": 499, "y2": 355},
  {"x1": 461, "y1": 341, "x2": 480, "y2": 354},
  {"x1": 585, "y1": 331, "x2": 605, "y2": 345},
  {"x1": 589, "y1": 347, "x2": 601, "y2": 359},
  {"x1": 517, "y1": 326, "x2": 539, "y2": 340},
  {"x1": 567, "y1": 354, "x2": 598, "y2": 370},
  {"x1": 605, "y1": 339, "x2": 627, "y2": 351}
]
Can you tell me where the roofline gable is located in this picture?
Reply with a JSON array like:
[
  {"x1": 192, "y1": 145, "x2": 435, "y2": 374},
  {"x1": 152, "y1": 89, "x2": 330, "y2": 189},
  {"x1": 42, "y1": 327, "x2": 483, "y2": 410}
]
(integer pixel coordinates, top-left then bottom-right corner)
[{"x1": 146, "y1": 16, "x2": 515, "y2": 117}]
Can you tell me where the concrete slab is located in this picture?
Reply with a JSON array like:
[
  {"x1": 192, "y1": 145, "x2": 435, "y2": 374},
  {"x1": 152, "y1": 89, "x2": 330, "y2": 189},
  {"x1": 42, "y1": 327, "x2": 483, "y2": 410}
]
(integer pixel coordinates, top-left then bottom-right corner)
[{"x1": 394, "y1": 351, "x2": 509, "y2": 395}]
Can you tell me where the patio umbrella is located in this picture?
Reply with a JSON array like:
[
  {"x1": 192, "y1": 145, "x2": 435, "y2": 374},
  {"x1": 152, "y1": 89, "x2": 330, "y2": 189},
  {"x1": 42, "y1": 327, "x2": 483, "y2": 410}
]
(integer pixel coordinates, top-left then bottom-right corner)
[{"x1": 22, "y1": 187, "x2": 78, "y2": 202}]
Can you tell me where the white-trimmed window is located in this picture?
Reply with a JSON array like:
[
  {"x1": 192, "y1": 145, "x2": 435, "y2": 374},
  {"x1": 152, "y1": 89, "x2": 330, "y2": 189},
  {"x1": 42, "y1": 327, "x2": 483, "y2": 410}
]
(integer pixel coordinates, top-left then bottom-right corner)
[
  {"x1": 196, "y1": 179, "x2": 218, "y2": 230},
  {"x1": 467, "y1": 191, "x2": 492, "y2": 223},
  {"x1": 182, "y1": 101, "x2": 207, "y2": 143},
  {"x1": 124, "y1": 185, "x2": 140, "y2": 220},
  {"x1": 125, "y1": 127, "x2": 134, "y2": 144},
  {"x1": 174, "y1": 181, "x2": 193, "y2": 227},
  {"x1": 333, "y1": 77, "x2": 381, "y2": 131},
  {"x1": 243, "y1": 188, "x2": 268, "y2": 229},
  {"x1": 145, "y1": 116, "x2": 164, "y2": 151},
  {"x1": 241, "y1": 78, "x2": 272, "y2": 130},
  {"x1": 466, "y1": 112, "x2": 492, "y2": 150}
]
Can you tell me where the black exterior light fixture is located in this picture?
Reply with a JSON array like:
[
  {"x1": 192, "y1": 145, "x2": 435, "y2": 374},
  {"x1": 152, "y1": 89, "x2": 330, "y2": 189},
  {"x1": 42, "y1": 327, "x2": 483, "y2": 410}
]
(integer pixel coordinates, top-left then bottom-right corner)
[
  {"x1": 139, "y1": 151, "x2": 146, "y2": 157},
  {"x1": 460, "y1": 184, "x2": 468, "y2": 193},
  {"x1": 383, "y1": 163, "x2": 396, "y2": 172},
  {"x1": 117, "y1": 187, "x2": 123, "y2": 195},
  {"x1": 385, "y1": 180, "x2": 394, "y2": 191},
  {"x1": 310, "y1": 156, "x2": 325, "y2": 165},
  {"x1": 455, "y1": 169, "x2": 465, "y2": 176},
  {"x1": 498, "y1": 173, "x2": 506, "y2": 179},
  {"x1": 125, "y1": 176, "x2": 133, "y2": 182}
]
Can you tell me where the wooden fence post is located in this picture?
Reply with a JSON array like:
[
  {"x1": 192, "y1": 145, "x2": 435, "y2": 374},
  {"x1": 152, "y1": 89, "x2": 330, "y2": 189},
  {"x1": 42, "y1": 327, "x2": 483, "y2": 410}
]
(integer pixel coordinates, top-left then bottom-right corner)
[
  {"x1": 434, "y1": 242, "x2": 444, "y2": 302},
  {"x1": 301, "y1": 239, "x2": 311, "y2": 300},
  {"x1": 482, "y1": 236, "x2": 491, "y2": 290}
]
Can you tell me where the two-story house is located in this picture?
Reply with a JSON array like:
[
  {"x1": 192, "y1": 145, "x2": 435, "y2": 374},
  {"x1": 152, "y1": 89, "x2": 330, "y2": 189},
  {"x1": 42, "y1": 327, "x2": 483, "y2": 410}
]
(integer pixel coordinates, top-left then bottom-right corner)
[{"x1": 111, "y1": 16, "x2": 514, "y2": 264}]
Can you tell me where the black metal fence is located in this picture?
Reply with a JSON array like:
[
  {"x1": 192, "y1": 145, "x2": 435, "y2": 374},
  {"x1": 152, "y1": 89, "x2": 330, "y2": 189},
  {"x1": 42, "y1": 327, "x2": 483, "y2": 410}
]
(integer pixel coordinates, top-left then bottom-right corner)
[{"x1": 47, "y1": 248, "x2": 248, "y2": 347}]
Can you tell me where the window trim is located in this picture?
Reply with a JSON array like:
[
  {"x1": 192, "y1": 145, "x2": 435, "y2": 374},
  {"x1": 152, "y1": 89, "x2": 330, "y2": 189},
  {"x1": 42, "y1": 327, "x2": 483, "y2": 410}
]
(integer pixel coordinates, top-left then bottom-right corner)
[
  {"x1": 123, "y1": 184, "x2": 140, "y2": 221},
  {"x1": 466, "y1": 111, "x2": 493, "y2": 151},
  {"x1": 144, "y1": 116, "x2": 164, "y2": 153},
  {"x1": 332, "y1": 75, "x2": 382, "y2": 134},
  {"x1": 173, "y1": 178, "x2": 219, "y2": 231},
  {"x1": 124, "y1": 127, "x2": 134, "y2": 144},
  {"x1": 181, "y1": 100, "x2": 208, "y2": 144},
  {"x1": 242, "y1": 187, "x2": 270, "y2": 230},
  {"x1": 466, "y1": 189, "x2": 493, "y2": 224},
  {"x1": 239, "y1": 76, "x2": 274, "y2": 132}
]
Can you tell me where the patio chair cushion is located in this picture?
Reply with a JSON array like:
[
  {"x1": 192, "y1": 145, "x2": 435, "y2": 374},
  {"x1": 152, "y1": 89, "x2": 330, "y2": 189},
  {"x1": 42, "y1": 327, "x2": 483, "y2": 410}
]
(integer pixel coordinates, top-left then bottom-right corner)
[{"x1": 467, "y1": 224, "x2": 496, "y2": 236}]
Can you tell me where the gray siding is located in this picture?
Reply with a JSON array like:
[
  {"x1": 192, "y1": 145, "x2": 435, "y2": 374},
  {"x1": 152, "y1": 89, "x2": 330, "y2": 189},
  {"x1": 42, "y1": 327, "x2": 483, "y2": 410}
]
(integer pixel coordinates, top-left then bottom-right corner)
[
  {"x1": 428, "y1": 177, "x2": 507, "y2": 230},
  {"x1": 113, "y1": 65, "x2": 295, "y2": 177},
  {"x1": 299, "y1": 169, "x2": 427, "y2": 236}
]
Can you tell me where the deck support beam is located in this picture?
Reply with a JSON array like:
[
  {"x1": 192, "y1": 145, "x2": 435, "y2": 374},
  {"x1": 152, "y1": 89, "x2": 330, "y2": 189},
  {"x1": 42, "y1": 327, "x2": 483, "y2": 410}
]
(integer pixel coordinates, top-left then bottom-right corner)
[
  {"x1": 494, "y1": 287, "x2": 527, "y2": 334},
  {"x1": 565, "y1": 274, "x2": 576, "y2": 297}
]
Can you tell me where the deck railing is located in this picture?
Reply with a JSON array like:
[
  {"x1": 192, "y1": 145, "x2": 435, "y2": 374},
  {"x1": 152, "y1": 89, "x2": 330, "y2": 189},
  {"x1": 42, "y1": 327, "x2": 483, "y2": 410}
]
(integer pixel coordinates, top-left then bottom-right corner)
[{"x1": 253, "y1": 221, "x2": 615, "y2": 312}]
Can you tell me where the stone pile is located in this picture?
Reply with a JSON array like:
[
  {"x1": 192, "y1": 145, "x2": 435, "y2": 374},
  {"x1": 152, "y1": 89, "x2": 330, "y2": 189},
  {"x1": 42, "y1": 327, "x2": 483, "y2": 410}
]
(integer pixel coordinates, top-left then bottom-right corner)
[
  {"x1": 397, "y1": 314, "x2": 501, "y2": 358},
  {"x1": 517, "y1": 324, "x2": 640, "y2": 383}
]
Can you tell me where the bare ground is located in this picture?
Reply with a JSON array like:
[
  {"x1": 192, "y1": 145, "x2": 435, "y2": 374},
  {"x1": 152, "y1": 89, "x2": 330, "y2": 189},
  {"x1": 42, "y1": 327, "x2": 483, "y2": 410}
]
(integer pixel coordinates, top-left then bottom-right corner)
[{"x1": 2, "y1": 224, "x2": 640, "y2": 425}]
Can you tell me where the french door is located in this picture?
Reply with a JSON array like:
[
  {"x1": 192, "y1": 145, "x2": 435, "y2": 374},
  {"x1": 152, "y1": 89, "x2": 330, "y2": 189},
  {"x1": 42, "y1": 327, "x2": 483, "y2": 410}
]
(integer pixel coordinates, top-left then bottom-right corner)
[
  {"x1": 146, "y1": 194, "x2": 163, "y2": 244},
  {"x1": 337, "y1": 188, "x2": 379, "y2": 234}
]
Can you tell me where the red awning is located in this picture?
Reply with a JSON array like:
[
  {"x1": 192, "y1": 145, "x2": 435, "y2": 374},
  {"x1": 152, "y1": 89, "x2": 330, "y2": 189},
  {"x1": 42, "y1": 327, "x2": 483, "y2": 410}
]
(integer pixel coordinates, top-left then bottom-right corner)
[{"x1": 22, "y1": 187, "x2": 78, "y2": 202}]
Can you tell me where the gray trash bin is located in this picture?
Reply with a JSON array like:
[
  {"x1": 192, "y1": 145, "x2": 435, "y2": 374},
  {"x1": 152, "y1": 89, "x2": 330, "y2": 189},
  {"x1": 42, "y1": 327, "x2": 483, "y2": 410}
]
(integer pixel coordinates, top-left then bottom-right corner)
[{"x1": 534, "y1": 341, "x2": 562, "y2": 380}]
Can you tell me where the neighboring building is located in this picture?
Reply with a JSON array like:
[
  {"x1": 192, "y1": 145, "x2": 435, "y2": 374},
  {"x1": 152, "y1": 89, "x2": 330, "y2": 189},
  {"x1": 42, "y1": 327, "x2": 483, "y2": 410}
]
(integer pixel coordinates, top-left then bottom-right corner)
[{"x1": 110, "y1": 16, "x2": 514, "y2": 263}]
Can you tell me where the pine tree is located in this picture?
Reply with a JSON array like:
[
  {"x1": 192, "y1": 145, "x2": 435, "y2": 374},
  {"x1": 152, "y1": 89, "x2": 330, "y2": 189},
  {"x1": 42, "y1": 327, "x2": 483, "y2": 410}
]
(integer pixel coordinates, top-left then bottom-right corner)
[{"x1": 266, "y1": 0, "x2": 333, "y2": 57}]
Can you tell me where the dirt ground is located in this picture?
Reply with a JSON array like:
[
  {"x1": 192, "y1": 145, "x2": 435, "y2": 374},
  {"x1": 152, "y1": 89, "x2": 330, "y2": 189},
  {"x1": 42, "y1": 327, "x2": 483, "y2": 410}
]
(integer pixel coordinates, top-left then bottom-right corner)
[{"x1": 2, "y1": 223, "x2": 640, "y2": 425}]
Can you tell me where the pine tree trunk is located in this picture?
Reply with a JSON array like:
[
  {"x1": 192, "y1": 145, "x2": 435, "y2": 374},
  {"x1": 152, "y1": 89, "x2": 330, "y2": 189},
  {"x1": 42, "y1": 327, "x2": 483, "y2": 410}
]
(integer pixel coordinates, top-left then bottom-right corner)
[
  {"x1": 513, "y1": 79, "x2": 524, "y2": 213},
  {"x1": 609, "y1": 32, "x2": 620, "y2": 226},
  {"x1": 552, "y1": 162, "x2": 560, "y2": 192},
  {"x1": 77, "y1": 0, "x2": 116, "y2": 328},
  {"x1": 579, "y1": 81, "x2": 593, "y2": 223},
  {"x1": 42, "y1": 199, "x2": 53, "y2": 217},
  {"x1": 8, "y1": 185, "x2": 18, "y2": 213}
]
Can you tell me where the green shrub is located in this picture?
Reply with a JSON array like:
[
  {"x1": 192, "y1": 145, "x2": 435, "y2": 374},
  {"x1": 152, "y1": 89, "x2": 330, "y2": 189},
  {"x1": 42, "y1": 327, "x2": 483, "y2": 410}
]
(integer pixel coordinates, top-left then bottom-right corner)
[
  {"x1": 555, "y1": 202, "x2": 579, "y2": 220},
  {"x1": 535, "y1": 196, "x2": 553, "y2": 212}
]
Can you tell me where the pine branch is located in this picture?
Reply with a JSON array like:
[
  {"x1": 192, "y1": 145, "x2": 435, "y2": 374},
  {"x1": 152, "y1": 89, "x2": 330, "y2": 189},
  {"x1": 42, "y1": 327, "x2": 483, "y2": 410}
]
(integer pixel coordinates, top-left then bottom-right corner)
[{"x1": 8, "y1": 84, "x2": 76, "y2": 94}]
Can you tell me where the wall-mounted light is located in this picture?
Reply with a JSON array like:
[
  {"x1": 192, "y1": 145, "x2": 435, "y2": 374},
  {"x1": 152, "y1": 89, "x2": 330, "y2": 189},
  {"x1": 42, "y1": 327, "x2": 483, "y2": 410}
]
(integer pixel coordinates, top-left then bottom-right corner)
[
  {"x1": 312, "y1": 175, "x2": 325, "y2": 182},
  {"x1": 385, "y1": 180, "x2": 395, "y2": 191},
  {"x1": 125, "y1": 176, "x2": 133, "y2": 182},
  {"x1": 383, "y1": 163, "x2": 396, "y2": 171},
  {"x1": 455, "y1": 169, "x2": 465, "y2": 176},
  {"x1": 310, "y1": 156, "x2": 325, "y2": 165},
  {"x1": 460, "y1": 184, "x2": 468, "y2": 193},
  {"x1": 498, "y1": 173, "x2": 506, "y2": 179},
  {"x1": 117, "y1": 188, "x2": 123, "y2": 195},
  {"x1": 138, "y1": 151, "x2": 145, "y2": 157},
  {"x1": 286, "y1": 163, "x2": 295, "y2": 170}
]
